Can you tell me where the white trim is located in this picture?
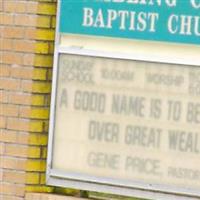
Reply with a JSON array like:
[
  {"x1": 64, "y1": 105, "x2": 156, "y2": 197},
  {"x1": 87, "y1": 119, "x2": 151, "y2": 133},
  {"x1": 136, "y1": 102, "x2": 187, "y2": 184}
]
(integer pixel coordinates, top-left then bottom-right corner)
[
  {"x1": 47, "y1": 175, "x2": 200, "y2": 200},
  {"x1": 46, "y1": 0, "x2": 61, "y2": 177},
  {"x1": 58, "y1": 45, "x2": 200, "y2": 67}
]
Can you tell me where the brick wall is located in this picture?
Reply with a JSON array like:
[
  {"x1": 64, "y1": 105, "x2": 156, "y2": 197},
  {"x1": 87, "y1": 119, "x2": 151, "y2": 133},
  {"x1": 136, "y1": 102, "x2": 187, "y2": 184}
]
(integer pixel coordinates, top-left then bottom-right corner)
[{"x1": 0, "y1": 0, "x2": 58, "y2": 199}]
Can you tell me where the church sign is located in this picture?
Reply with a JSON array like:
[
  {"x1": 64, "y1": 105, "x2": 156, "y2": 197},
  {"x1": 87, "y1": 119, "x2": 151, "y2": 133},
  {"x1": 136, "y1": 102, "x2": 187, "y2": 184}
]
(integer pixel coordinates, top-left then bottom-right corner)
[
  {"x1": 60, "y1": 0, "x2": 200, "y2": 45},
  {"x1": 47, "y1": 1, "x2": 200, "y2": 200}
]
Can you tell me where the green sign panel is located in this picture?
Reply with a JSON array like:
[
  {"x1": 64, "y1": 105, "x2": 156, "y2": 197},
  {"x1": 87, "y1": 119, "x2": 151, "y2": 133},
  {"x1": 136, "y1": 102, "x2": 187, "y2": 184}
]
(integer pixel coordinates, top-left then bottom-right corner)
[{"x1": 59, "y1": 0, "x2": 200, "y2": 45}]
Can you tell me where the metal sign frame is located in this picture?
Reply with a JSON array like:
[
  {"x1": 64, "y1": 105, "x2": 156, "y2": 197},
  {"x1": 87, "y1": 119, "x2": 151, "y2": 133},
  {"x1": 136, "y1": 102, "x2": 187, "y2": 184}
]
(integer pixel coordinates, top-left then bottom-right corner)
[{"x1": 47, "y1": 1, "x2": 200, "y2": 199}]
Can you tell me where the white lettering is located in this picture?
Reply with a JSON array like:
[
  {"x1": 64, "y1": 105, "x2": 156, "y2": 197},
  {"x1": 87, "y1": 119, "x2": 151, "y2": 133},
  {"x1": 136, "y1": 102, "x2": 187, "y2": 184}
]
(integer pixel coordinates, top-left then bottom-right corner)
[
  {"x1": 190, "y1": 0, "x2": 200, "y2": 9},
  {"x1": 82, "y1": 8, "x2": 93, "y2": 27},
  {"x1": 118, "y1": 10, "x2": 129, "y2": 30},
  {"x1": 100, "y1": 0, "x2": 176, "y2": 7},
  {"x1": 180, "y1": 15, "x2": 192, "y2": 35},
  {"x1": 194, "y1": 16, "x2": 200, "y2": 36},
  {"x1": 148, "y1": 13, "x2": 159, "y2": 32},
  {"x1": 168, "y1": 15, "x2": 178, "y2": 34},
  {"x1": 107, "y1": 9, "x2": 118, "y2": 28},
  {"x1": 94, "y1": 9, "x2": 105, "y2": 28}
]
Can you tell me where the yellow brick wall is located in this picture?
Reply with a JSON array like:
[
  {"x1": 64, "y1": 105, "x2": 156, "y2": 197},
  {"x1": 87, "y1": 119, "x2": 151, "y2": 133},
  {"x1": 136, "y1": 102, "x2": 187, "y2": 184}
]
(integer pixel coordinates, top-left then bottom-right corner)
[
  {"x1": 1, "y1": 0, "x2": 39, "y2": 199},
  {"x1": 0, "y1": 0, "x2": 81, "y2": 199},
  {"x1": 24, "y1": 0, "x2": 56, "y2": 195}
]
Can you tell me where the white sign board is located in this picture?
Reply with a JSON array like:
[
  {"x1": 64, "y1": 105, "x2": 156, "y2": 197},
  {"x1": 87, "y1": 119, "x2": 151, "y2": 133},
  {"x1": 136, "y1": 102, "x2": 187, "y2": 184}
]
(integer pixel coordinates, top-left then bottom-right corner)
[{"x1": 47, "y1": 53, "x2": 200, "y2": 200}]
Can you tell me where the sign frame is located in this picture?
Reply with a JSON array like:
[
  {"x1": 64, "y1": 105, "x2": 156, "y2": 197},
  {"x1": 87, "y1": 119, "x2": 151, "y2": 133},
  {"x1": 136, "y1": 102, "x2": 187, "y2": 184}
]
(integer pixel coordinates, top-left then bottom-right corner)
[{"x1": 47, "y1": 1, "x2": 200, "y2": 200}]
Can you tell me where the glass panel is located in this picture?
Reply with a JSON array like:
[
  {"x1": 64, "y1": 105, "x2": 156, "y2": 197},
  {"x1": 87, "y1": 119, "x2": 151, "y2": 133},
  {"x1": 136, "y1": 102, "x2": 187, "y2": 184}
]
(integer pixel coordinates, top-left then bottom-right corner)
[{"x1": 52, "y1": 53, "x2": 200, "y2": 192}]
